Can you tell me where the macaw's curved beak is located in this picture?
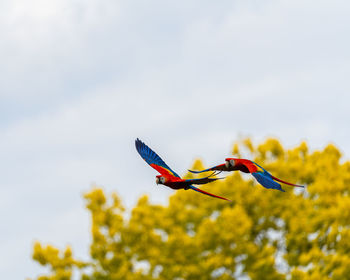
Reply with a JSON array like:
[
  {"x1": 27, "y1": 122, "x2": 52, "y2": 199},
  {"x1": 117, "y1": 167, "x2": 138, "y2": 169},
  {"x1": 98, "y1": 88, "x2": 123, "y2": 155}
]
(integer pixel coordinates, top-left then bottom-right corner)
[
  {"x1": 225, "y1": 160, "x2": 230, "y2": 168},
  {"x1": 155, "y1": 177, "x2": 160, "y2": 185}
]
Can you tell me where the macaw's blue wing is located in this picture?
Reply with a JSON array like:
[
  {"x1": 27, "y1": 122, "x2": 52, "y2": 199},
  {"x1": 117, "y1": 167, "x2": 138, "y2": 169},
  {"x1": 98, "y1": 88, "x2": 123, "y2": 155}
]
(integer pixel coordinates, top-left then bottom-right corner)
[
  {"x1": 252, "y1": 161, "x2": 270, "y2": 173},
  {"x1": 252, "y1": 172, "x2": 285, "y2": 192},
  {"x1": 253, "y1": 161, "x2": 304, "y2": 188},
  {"x1": 188, "y1": 185, "x2": 231, "y2": 202},
  {"x1": 183, "y1": 177, "x2": 223, "y2": 185},
  {"x1": 135, "y1": 138, "x2": 180, "y2": 178},
  {"x1": 188, "y1": 164, "x2": 228, "y2": 174}
]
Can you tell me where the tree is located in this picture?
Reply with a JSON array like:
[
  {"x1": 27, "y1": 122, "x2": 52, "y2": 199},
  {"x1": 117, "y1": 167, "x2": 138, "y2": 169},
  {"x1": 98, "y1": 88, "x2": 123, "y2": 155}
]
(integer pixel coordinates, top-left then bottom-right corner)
[{"x1": 31, "y1": 138, "x2": 350, "y2": 279}]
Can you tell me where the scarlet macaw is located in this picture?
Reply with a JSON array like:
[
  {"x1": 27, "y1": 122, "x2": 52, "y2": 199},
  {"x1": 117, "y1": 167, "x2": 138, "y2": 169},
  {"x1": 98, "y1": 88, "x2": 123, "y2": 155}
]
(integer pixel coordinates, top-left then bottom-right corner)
[
  {"x1": 189, "y1": 158, "x2": 304, "y2": 192},
  {"x1": 135, "y1": 138, "x2": 231, "y2": 201}
]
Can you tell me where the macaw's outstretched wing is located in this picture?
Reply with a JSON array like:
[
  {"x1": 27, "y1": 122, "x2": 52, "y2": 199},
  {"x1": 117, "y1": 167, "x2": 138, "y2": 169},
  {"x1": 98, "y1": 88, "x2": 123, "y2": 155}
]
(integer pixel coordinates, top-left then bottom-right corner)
[
  {"x1": 188, "y1": 185, "x2": 231, "y2": 202},
  {"x1": 252, "y1": 172, "x2": 285, "y2": 192},
  {"x1": 185, "y1": 177, "x2": 223, "y2": 185},
  {"x1": 252, "y1": 161, "x2": 304, "y2": 188},
  {"x1": 175, "y1": 176, "x2": 223, "y2": 187},
  {"x1": 188, "y1": 164, "x2": 229, "y2": 174},
  {"x1": 135, "y1": 138, "x2": 180, "y2": 178}
]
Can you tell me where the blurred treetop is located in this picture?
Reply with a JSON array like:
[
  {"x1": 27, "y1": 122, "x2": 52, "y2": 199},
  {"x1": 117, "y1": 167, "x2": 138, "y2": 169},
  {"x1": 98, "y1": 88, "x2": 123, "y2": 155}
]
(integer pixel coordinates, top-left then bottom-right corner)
[{"x1": 31, "y1": 138, "x2": 350, "y2": 280}]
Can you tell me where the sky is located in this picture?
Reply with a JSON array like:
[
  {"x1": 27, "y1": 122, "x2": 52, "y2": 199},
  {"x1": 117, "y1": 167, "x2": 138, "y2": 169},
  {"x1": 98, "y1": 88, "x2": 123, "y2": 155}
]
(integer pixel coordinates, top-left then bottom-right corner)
[{"x1": 1, "y1": 0, "x2": 350, "y2": 279}]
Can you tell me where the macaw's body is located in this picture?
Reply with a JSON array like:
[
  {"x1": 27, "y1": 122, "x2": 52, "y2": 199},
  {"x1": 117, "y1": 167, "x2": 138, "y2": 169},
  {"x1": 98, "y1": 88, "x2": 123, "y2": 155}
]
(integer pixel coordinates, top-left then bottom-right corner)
[
  {"x1": 135, "y1": 139, "x2": 231, "y2": 201},
  {"x1": 189, "y1": 158, "x2": 304, "y2": 192}
]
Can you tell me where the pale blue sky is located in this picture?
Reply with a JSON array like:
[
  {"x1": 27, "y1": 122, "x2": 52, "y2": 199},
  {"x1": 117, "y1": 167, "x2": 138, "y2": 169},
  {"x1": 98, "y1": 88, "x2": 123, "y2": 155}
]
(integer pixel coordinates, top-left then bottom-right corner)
[{"x1": 1, "y1": 1, "x2": 350, "y2": 279}]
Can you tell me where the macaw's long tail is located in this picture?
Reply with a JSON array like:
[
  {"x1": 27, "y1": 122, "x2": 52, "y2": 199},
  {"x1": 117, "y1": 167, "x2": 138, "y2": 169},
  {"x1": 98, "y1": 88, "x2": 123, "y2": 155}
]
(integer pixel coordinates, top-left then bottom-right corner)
[
  {"x1": 271, "y1": 175, "x2": 305, "y2": 188},
  {"x1": 188, "y1": 185, "x2": 232, "y2": 202}
]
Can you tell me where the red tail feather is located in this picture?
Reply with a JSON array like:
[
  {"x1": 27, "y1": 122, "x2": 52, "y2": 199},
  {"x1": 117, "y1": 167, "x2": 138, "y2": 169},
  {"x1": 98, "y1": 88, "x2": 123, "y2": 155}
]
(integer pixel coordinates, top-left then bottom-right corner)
[
  {"x1": 189, "y1": 186, "x2": 232, "y2": 202},
  {"x1": 271, "y1": 176, "x2": 304, "y2": 188}
]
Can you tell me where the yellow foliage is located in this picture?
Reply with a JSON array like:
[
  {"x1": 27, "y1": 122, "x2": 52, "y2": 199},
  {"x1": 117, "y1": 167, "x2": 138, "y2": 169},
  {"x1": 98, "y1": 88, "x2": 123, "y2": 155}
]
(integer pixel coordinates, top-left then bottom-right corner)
[{"x1": 31, "y1": 138, "x2": 350, "y2": 279}]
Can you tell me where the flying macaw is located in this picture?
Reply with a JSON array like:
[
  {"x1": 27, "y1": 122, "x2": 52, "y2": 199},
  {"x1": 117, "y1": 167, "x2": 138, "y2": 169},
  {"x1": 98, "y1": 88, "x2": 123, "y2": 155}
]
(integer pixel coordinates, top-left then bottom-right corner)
[
  {"x1": 189, "y1": 158, "x2": 304, "y2": 192},
  {"x1": 135, "y1": 138, "x2": 231, "y2": 202}
]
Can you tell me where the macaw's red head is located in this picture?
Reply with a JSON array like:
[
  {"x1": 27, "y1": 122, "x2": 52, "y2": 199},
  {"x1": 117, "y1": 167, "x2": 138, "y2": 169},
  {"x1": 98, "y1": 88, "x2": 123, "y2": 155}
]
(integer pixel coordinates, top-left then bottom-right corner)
[
  {"x1": 155, "y1": 175, "x2": 166, "y2": 185},
  {"x1": 225, "y1": 158, "x2": 236, "y2": 168}
]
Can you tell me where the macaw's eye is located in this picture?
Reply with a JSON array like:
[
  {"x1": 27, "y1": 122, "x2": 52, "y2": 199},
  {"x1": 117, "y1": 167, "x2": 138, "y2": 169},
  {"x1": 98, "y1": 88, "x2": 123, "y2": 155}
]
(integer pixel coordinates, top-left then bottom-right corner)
[
  {"x1": 225, "y1": 159, "x2": 235, "y2": 168},
  {"x1": 160, "y1": 177, "x2": 165, "y2": 184}
]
